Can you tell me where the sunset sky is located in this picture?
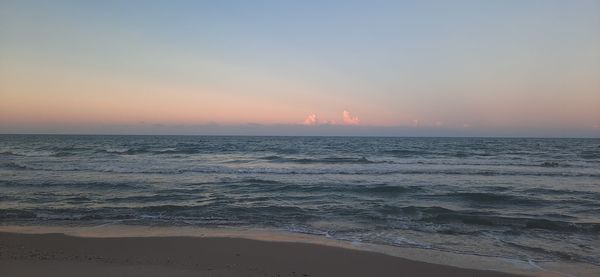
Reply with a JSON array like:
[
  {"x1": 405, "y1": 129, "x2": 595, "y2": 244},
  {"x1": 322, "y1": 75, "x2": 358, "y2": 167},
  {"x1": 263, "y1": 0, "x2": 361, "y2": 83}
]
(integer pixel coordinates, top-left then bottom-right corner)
[{"x1": 1, "y1": 0, "x2": 599, "y2": 136}]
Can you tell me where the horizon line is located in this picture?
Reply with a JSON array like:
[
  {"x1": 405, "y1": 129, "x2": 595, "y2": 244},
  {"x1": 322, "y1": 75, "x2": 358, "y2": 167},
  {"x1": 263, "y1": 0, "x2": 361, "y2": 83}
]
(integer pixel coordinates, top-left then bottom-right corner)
[{"x1": 1, "y1": 133, "x2": 598, "y2": 139}]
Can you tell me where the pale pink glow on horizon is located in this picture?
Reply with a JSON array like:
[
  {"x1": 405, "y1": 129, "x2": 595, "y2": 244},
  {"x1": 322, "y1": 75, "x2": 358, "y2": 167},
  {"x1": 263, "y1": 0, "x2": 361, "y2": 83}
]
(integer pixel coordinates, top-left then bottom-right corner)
[
  {"x1": 1, "y1": 66, "x2": 599, "y2": 133},
  {"x1": 1, "y1": 64, "x2": 598, "y2": 132}
]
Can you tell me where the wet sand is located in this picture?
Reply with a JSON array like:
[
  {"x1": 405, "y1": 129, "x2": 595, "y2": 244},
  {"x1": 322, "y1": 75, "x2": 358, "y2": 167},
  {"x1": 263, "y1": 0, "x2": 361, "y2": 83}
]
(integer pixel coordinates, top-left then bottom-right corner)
[{"x1": 0, "y1": 232, "x2": 520, "y2": 277}]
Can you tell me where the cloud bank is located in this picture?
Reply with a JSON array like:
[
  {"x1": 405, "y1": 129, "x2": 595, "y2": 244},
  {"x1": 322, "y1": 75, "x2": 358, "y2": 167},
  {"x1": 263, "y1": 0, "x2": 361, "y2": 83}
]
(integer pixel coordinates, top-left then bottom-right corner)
[
  {"x1": 302, "y1": 114, "x2": 319, "y2": 126},
  {"x1": 302, "y1": 110, "x2": 360, "y2": 126},
  {"x1": 342, "y1": 110, "x2": 360, "y2": 125}
]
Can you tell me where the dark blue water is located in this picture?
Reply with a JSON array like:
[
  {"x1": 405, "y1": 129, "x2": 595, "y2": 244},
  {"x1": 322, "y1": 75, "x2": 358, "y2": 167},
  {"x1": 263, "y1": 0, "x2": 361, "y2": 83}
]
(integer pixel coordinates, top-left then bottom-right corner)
[{"x1": 1, "y1": 135, "x2": 599, "y2": 265}]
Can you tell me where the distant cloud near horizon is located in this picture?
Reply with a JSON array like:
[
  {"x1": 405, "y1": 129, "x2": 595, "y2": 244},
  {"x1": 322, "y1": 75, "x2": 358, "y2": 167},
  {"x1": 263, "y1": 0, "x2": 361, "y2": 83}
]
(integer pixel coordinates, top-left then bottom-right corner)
[
  {"x1": 342, "y1": 110, "x2": 360, "y2": 125},
  {"x1": 302, "y1": 111, "x2": 360, "y2": 126},
  {"x1": 302, "y1": 114, "x2": 319, "y2": 126}
]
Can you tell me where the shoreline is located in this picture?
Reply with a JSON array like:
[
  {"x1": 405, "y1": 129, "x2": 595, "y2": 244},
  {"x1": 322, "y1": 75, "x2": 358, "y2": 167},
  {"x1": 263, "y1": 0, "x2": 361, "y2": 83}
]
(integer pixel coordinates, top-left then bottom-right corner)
[
  {"x1": 1, "y1": 225, "x2": 596, "y2": 276},
  {"x1": 0, "y1": 231, "x2": 517, "y2": 277}
]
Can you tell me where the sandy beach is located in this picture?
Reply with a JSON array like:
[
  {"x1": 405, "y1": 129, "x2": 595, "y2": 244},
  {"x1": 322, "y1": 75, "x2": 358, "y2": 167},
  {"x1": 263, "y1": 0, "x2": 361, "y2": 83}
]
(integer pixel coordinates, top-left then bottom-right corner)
[{"x1": 0, "y1": 231, "x2": 523, "y2": 277}]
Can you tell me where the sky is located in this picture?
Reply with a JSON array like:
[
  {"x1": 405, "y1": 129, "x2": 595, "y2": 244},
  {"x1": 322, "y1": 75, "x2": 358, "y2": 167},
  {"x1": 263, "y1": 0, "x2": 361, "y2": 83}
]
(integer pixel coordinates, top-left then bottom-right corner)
[{"x1": 1, "y1": 0, "x2": 599, "y2": 137}]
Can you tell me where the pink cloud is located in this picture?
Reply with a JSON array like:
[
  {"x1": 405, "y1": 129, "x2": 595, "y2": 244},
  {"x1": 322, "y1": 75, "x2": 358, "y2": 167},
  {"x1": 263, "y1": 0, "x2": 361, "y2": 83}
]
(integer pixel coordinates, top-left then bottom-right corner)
[
  {"x1": 342, "y1": 110, "x2": 360, "y2": 125},
  {"x1": 302, "y1": 114, "x2": 319, "y2": 126}
]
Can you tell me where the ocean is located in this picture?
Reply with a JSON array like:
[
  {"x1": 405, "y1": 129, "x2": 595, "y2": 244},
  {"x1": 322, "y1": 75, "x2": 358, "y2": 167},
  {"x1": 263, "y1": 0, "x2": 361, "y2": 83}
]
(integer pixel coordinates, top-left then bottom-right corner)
[{"x1": 1, "y1": 135, "x2": 599, "y2": 266}]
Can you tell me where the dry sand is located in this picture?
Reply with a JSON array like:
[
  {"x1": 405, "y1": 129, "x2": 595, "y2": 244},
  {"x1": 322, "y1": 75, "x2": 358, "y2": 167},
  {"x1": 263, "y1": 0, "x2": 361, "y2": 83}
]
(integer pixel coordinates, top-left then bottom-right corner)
[{"x1": 0, "y1": 232, "x2": 521, "y2": 277}]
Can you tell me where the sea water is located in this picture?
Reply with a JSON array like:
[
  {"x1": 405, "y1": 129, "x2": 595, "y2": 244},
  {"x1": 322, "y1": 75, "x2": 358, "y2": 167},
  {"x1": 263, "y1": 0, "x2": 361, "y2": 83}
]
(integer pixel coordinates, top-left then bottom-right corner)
[{"x1": 1, "y1": 135, "x2": 599, "y2": 266}]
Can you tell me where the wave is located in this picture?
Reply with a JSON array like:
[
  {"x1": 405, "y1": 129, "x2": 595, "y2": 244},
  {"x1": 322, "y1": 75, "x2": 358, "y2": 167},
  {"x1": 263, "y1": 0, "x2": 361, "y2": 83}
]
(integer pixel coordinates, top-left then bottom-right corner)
[
  {"x1": 0, "y1": 179, "x2": 143, "y2": 190},
  {"x1": 261, "y1": 155, "x2": 382, "y2": 164},
  {"x1": 3, "y1": 162, "x2": 599, "y2": 178},
  {"x1": 0, "y1": 162, "x2": 29, "y2": 170},
  {"x1": 351, "y1": 184, "x2": 422, "y2": 195},
  {"x1": 152, "y1": 148, "x2": 201, "y2": 154},
  {"x1": 64, "y1": 196, "x2": 92, "y2": 204},
  {"x1": 263, "y1": 183, "x2": 423, "y2": 196},
  {"x1": 0, "y1": 209, "x2": 38, "y2": 219},
  {"x1": 3, "y1": 145, "x2": 204, "y2": 157},
  {"x1": 380, "y1": 205, "x2": 600, "y2": 233},
  {"x1": 384, "y1": 149, "x2": 498, "y2": 158},
  {"x1": 0, "y1": 151, "x2": 24, "y2": 157},
  {"x1": 51, "y1": 151, "x2": 76, "y2": 157},
  {"x1": 442, "y1": 192, "x2": 544, "y2": 206},
  {"x1": 0, "y1": 150, "x2": 53, "y2": 157},
  {"x1": 105, "y1": 194, "x2": 199, "y2": 203},
  {"x1": 521, "y1": 187, "x2": 594, "y2": 196},
  {"x1": 5, "y1": 204, "x2": 599, "y2": 235},
  {"x1": 95, "y1": 147, "x2": 205, "y2": 155},
  {"x1": 96, "y1": 147, "x2": 150, "y2": 155},
  {"x1": 238, "y1": 178, "x2": 282, "y2": 185},
  {"x1": 578, "y1": 150, "x2": 600, "y2": 160},
  {"x1": 384, "y1": 149, "x2": 432, "y2": 157},
  {"x1": 2, "y1": 146, "x2": 91, "y2": 157},
  {"x1": 8, "y1": 204, "x2": 310, "y2": 222},
  {"x1": 540, "y1": 161, "x2": 561, "y2": 167},
  {"x1": 502, "y1": 241, "x2": 599, "y2": 265}
]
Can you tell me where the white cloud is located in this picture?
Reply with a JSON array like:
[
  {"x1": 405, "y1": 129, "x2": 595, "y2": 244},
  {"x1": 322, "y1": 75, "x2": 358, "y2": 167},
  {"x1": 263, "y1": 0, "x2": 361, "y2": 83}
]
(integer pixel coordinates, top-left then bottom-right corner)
[
  {"x1": 342, "y1": 110, "x2": 360, "y2": 125},
  {"x1": 302, "y1": 111, "x2": 359, "y2": 126},
  {"x1": 302, "y1": 114, "x2": 319, "y2": 126}
]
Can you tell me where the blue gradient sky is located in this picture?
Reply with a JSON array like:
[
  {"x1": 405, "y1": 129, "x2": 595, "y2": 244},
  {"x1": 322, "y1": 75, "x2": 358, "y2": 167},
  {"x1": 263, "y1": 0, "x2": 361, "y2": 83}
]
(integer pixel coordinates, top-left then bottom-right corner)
[{"x1": 1, "y1": 0, "x2": 599, "y2": 136}]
